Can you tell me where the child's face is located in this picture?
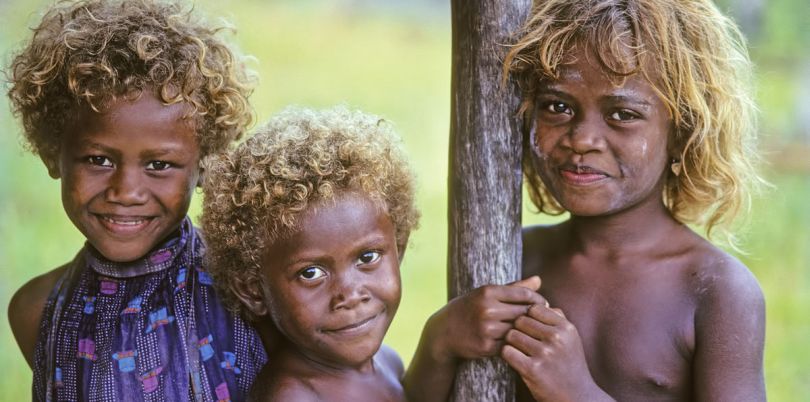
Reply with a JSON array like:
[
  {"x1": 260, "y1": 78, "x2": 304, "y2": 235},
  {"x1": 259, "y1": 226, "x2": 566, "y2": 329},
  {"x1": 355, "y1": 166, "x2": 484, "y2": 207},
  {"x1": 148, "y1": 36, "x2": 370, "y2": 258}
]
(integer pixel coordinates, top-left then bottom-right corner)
[
  {"x1": 530, "y1": 49, "x2": 673, "y2": 217},
  {"x1": 259, "y1": 192, "x2": 401, "y2": 369},
  {"x1": 56, "y1": 92, "x2": 201, "y2": 262}
]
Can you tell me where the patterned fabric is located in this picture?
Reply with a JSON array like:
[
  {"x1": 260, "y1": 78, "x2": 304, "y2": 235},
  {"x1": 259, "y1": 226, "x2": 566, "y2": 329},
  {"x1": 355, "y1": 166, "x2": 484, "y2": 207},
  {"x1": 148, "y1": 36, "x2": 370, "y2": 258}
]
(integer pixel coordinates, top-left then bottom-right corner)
[{"x1": 32, "y1": 218, "x2": 267, "y2": 401}]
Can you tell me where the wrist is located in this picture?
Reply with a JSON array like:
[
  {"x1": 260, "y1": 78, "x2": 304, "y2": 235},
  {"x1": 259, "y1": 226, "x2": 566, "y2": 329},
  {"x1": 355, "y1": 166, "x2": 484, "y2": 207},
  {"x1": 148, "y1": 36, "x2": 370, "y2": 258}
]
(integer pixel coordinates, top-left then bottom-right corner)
[{"x1": 423, "y1": 310, "x2": 457, "y2": 365}]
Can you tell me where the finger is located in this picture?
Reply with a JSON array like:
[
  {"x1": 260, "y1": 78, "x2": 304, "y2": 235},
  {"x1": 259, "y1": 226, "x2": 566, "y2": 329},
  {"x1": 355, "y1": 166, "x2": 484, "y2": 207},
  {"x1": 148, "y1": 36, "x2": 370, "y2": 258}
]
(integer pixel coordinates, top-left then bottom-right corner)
[
  {"x1": 480, "y1": 321, "x2": 514, "y2": 340},
  {"x1": 492, "y1": 285, "x2": 548, "y2": 306},
  {"x1": 513, "y1": 314, "x2": 556, "y2": 341},
  {"x1": 505, "y1": 328, "x2": 544, "y2": 357},
  {"x1": 501, "y1": 344, "x2": 534, "y2": 378},
  {"x1": 509, "y1": 275, "x2": 541, "y2": 291},
  {"x1": 526, "y1": 304, "x2": 567, "y2": 326},
  {"x1": 482, "y1": 303, "x2": 538, "y2": 322}
]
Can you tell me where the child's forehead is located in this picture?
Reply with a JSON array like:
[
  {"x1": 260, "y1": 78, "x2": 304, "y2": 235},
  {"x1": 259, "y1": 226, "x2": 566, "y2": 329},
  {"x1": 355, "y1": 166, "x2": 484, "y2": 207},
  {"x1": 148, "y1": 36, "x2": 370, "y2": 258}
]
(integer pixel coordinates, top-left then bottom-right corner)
[
  {"x1": 66, "y1": 93, "x2": 200, "y2": 148},
  {"x1": 75, "y1": 92, "x2": 196, "y2": 129},
  {"x1": 544, "y1": 38, "x2": 671, "y2": 99},
  {"x1": 259, "y1": 192, "x2": 395, "y2": 261},
  {"x1": 303, "y1": 191, "x2": 388, "y2": 216}
]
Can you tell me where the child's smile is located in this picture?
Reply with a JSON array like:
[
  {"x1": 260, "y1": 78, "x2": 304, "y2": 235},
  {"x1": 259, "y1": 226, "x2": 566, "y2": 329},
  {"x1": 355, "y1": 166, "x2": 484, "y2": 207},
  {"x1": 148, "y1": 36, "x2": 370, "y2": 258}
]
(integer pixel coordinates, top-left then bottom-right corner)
[
  {"x1": 530, "y1": 49, "x2": 673, "y2": 217},
  {"x1": 258, "y1": 192, "x2": 401, "y2": 371},
  {"x1": 56, "y1": 92, "x2": 201, "y2": 262}
]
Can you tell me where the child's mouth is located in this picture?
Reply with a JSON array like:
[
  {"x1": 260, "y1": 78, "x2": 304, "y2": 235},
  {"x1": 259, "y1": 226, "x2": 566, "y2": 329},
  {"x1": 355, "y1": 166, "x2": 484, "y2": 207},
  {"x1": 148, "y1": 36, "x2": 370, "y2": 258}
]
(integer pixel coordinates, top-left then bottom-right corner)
[
  {"x1": 96, "y1": 214, "x2": 154, "y2": 235},
  {"x1": 324, "y1": 313, "x2": 380, "y2": 335},
  {"x1": 559, "y1": 165, "x2": 609, "y2": 185}
]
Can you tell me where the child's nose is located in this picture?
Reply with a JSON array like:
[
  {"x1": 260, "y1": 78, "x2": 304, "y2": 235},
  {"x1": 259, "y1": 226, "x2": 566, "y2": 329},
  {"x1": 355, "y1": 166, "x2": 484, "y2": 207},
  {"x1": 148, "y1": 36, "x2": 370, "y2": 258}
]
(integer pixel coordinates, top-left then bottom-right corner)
[
  {"x1": 564, "y1": 114, "x2": 607, "y2": 154},
  {"x1": 329, "y1": 274, "x2": 372, "y2": 311},
  {"x1": 105, "y1": 167, "x2": 148, "y2": 205}
]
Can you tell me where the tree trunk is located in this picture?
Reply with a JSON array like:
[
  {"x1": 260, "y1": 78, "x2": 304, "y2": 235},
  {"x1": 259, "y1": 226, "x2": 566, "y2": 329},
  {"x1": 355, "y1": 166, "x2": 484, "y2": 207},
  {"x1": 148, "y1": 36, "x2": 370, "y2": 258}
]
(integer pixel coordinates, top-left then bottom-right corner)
[{"x1": 448, "y1": 1, "x2": 529, "y2": 401}]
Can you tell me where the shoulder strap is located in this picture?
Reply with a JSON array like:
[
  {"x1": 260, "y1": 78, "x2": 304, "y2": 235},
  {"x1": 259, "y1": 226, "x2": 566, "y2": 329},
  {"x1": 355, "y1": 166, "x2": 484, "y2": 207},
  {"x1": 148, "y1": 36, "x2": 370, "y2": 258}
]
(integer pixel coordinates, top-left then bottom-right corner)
[{"x1": 42, "y1": 251, "x2": 86, "y2": 402}]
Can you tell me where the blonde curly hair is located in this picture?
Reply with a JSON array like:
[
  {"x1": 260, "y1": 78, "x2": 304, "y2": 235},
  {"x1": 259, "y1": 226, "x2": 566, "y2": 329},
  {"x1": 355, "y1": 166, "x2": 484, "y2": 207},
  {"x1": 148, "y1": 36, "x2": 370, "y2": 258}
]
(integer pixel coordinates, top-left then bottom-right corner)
[
  {"x1": 6, "y1": 0, "x2": 255, "y2": 165},
  {"x1": 201, "y1": 106, "x2": 420, "y2": 318},
  {"x1": 504, "y1": 0, "x2": 764, "y2": 241}
]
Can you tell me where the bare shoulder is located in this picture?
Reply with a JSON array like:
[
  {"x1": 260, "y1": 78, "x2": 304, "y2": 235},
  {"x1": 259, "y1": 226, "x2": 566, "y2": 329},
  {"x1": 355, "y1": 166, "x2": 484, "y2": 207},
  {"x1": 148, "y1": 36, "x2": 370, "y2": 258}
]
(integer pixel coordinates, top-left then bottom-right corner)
[
  {"x1": 250, "y1": 368, "x2": 321, "y2": 402},
  {"x1": 687, "y1": 241, "x2": 764, "y2": 312},
  {"x1": 8, "y1": 263, "x2": 70, "y2": 368},
  {"x1": 688, "y1": 238, "x2": 765, "y2": 362},
  {"x1": 686, "y1": 239, "x2": 766, "y2": 400},
  {"x1": 522, "y1": 222, "x2": 568, "y2": 277},
  {"x1": 377, "y1": 343, "x2": 405, "y2": 380}
]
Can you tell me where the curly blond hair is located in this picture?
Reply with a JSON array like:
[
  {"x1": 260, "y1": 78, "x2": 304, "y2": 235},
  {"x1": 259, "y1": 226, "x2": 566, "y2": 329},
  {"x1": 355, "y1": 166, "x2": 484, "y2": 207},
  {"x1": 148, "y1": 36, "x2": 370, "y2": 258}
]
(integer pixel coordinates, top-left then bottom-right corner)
[
  {"x1": 6, "y1": 0, "x2": 255, "y2": 165},
  {"x1": 201, "y1": 106, "x2": 420, "y2": 318},
  {"x1": 504, "y1": 0, "x2": 764, "y2": 240}
]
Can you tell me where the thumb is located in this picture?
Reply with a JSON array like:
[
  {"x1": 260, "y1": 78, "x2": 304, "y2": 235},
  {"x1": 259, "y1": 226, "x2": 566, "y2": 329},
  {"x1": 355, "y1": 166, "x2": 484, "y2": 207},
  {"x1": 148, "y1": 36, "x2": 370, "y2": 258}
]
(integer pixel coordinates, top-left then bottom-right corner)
[{"x1": 509, "y1": 275, "x2": 541, "y2": 292}]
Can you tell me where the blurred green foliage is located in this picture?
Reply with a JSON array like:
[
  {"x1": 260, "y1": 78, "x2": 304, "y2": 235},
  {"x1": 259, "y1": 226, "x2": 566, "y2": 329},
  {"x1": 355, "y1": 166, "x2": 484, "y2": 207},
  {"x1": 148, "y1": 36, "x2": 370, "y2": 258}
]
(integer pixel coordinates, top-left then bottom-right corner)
[{"x1": 1, "y1": 0, "x2": 807, "y2": 400}]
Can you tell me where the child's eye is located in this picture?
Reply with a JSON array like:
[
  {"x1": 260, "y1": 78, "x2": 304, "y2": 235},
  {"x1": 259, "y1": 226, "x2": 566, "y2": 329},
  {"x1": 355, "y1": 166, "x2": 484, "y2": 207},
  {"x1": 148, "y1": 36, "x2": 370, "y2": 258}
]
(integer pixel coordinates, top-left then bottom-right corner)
[
  {"x1": 87, "y1": 156, "x2": 113, "y2": 167},
  {"x1": 545, "y1": 101, "x2": 572, "y2": 115},
  {"x1": 358, "y1": 251, "x2": 381, "y2": 265},
  {"x1": 146, "y1": 161, "x2": 173, "y2": 171},
  {"x1": 608, "y1": 109, "x2": 639, "y2": 121},
  {"x1": 298, "y1": 266, "x2": 327, "y2": 281}
]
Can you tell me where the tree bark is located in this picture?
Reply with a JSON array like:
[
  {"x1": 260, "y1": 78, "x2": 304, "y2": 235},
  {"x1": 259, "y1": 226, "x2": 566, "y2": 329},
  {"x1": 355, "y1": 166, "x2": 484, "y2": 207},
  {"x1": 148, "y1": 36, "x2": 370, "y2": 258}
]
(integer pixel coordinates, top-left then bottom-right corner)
[{"x1": 448, "y1": 1, "x2": 529, "y2": 401}]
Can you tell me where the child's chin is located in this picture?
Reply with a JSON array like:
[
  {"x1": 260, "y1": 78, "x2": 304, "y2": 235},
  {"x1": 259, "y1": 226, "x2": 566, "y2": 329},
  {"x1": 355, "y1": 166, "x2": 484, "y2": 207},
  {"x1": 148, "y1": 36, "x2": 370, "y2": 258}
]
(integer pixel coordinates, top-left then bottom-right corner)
[
  {"x1": 322, "y1": 341, "x2": 382, "y2": 368},
  {"x1": 91, "y1": 241, "x2": 156, "y2": 263}
]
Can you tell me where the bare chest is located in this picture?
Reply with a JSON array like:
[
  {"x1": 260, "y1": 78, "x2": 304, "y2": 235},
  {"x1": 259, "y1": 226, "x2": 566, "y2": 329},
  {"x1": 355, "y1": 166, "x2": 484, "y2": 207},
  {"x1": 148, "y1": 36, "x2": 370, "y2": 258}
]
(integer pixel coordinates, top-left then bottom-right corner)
[
  {"x1": 313, "y1": 380, "x2": 405, "y2": 402},
  {"x1": 542, "y1": 267, "x2": 697, "y2": 401}
]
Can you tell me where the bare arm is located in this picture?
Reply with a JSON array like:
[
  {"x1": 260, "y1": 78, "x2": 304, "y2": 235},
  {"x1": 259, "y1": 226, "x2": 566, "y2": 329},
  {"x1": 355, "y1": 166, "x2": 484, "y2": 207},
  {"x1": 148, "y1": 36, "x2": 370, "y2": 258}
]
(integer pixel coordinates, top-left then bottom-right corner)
[
  {"x1": 7, "y1": 265, "x2": 67, "y2": 368},
  {"x1": 693, "y1": 260, "x2": 766, "y2": 401},
  {"x1": 402, "y1": 310, "x2": 459, "y2": 402},
  {"x1": 403, "y1": 277, "x2": 546, "y2": 402}
]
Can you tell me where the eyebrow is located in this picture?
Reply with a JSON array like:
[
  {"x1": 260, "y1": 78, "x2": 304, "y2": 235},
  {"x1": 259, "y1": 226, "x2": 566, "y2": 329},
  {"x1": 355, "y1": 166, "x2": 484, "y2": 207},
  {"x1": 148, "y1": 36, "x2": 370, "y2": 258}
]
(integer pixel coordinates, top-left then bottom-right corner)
[
  {"x1": 282, "y1": 233, "x2": 392, "y2": 267},
  {"x1": 75, "y1": 141, "x2": 119, "y2": 155},
  {"x1": 604, "y1": 89, "x2": 653, "y2": 109},
  {"x1": 534, "y1": 86, "x2": 569, "y2": 98},
  {"x1": 536, "y1": 87, "x2": 653, "y2": 110},
  {"x1": 140, "y1": 146, "x2": 191, "y2": 159},
  {"x1": 75, "y1": 141, "x2": 192, "y2": 159}
]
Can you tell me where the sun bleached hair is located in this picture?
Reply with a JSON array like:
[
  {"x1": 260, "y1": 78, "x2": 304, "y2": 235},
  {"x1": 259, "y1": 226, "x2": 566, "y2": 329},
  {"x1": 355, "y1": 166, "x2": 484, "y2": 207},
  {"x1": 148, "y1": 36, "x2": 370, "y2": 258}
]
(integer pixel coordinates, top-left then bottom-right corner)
[
  {"x1": 504, "y1": 0, "x2": 764, "y2": 242},
  {"x1": 201, "y1": 106, "x2": 420, "y2": 318},
  {"x1": 6, "y1": 0, "x2": 255, "y2": 165}
]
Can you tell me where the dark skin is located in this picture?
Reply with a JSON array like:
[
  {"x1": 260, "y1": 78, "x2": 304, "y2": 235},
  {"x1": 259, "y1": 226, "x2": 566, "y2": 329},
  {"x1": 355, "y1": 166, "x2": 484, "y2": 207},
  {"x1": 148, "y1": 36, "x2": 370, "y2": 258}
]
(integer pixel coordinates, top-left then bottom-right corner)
[
  {"x1": 249, "y1": 342, "x2": 404, "y2": 402},
  {"x1": 404, "y1": 276, "x2": 548, "y2": 401},
  {"x1": 8, "y1": 92, "x2": 202, "y2": 368},
  {"x1": 234, "y1": 193, "x2": 406, "y2": 402},
  {"x1": 406, "y1": 48, "x2": 765, "y2": 402},
  {"x1": 512, "y1": 219, "x2": 764, "y2": 402},
  {"x1": 7, "y1": 264, "x2": 68, "y2": 368},
  {"x1": 501, "y1": 48, "x2": 765, "y2": 402}
]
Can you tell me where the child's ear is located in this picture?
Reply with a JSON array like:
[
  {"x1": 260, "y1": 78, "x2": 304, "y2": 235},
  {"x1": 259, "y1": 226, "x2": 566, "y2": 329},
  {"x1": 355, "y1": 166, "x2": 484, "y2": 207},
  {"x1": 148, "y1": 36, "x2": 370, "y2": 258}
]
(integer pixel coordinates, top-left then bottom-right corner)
[
  {"x1": 230, "y1": 276, "x2": 269, "y2": 317},
  {"x1": 667, "y1": 125, "x2": 685, "y2": 158},
  {"x1": 397, "y1": 235, "x2": 410, "y2": 264},
  {"x1": 196, "y1": 165, "x2": 205, "y2": 188},
  {"x1": 41, "y1": 155, "x2": 60, "y2": 179}
]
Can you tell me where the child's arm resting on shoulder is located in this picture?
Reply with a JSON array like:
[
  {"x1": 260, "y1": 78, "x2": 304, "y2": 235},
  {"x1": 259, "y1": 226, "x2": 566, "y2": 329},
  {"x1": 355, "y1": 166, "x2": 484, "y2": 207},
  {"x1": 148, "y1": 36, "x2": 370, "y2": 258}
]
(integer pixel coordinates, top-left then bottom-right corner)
[
  {"x1": 403, "y1": 276, "x2": 546, "y2": 402},
  {"x1": 693, "y1": 259, "x2": 766, "y2": 402},
  {"x1": 501, "y1": 305, "x2": 615, "y2": 402},
  {"x1": 7, "y1": 265, "x2": 68, "y2": 368}
]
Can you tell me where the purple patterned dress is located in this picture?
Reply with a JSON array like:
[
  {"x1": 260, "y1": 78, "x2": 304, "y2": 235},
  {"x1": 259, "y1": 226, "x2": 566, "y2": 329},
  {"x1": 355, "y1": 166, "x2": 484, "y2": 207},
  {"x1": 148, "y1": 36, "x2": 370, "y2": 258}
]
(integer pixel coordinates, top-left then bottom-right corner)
[{"x1": 32, "y1": 218, "x2": 267, "y2": 401}]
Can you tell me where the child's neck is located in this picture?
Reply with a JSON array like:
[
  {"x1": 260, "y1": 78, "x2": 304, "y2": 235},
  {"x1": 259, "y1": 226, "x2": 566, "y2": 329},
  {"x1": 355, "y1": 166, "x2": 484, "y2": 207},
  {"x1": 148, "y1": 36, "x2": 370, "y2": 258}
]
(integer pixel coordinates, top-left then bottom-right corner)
[
  {"x1": 258, "y1": 340, "x2": 404, "y2": 402},
  {"x1": 566, "y1": 198, "x2": 683, "y2": 258},
  {"x1": 278, "y1": 337, "x2": 377, "y2": 377}
]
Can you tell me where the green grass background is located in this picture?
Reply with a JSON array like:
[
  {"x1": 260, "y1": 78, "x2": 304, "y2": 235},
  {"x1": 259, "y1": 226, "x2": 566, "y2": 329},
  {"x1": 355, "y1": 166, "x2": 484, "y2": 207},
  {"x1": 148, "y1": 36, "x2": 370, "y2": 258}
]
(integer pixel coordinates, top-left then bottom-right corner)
[{"x1": 1, "y1": 0, "x2": 807, "y2": 400}]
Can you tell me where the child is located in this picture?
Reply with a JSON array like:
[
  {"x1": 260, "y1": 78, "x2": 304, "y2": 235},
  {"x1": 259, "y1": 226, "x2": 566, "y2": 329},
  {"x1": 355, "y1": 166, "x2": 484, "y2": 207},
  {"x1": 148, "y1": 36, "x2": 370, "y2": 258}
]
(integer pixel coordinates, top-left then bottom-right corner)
[
  {"x1": 407, "y1": 0, "x2": 766, "y2": 401},
  {"x1": 6, "y1": 0, "x2": 266, "y2": 400},
  {"x1": 201, "y1": 107, "x2": 421, "y2": 401}
]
